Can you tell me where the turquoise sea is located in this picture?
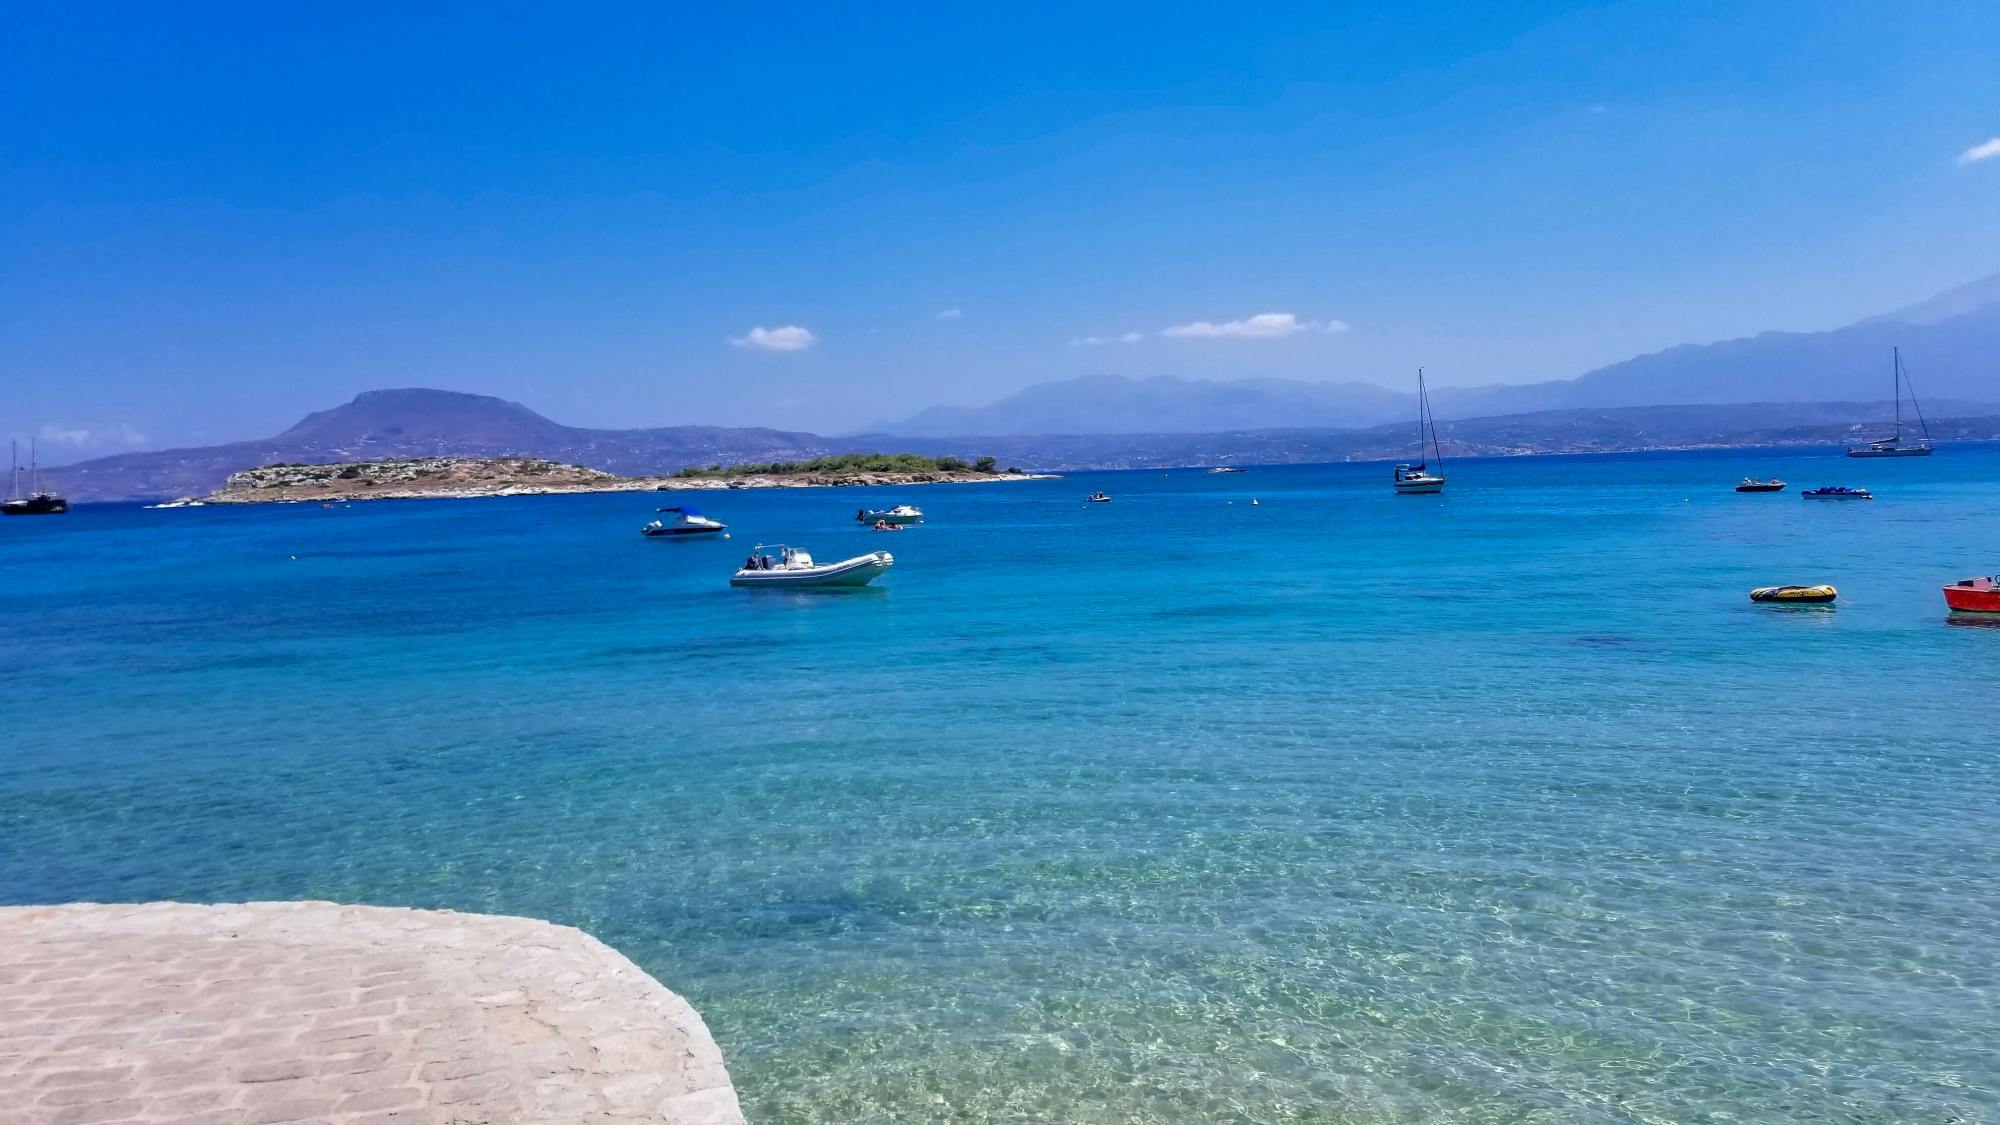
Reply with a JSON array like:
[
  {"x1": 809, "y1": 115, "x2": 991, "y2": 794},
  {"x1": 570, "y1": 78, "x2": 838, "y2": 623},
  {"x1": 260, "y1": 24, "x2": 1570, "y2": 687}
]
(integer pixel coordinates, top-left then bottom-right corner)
[{"x1": 4, "y1": 448, "x2": 1998, "y2": 1123}]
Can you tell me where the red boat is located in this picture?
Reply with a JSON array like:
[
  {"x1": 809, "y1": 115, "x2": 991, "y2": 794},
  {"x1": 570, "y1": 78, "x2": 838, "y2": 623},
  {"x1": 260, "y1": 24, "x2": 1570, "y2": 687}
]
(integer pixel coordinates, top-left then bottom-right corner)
[{"x1": 1943, "y1": 576, "x2": 2000, "y2": 614}]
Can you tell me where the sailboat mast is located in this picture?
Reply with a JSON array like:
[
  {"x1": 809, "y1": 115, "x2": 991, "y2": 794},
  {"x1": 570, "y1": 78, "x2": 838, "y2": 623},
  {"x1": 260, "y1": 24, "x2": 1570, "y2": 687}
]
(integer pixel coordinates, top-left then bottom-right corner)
[
  {"x1": 1892, "y1": 347, "x2": 1901, "y2": 441},
  {"x1": 1415, "y1": 369, "x2": 1426, "y2": 467},
  {"x1": 28, "y1": 438, "x2": 35, "y2": 495},
  {"x1": 1420, "y1": 372, "x2": 1443, "y2": 469},
  {"x1": 1902, "y1": 348, "x2": 1932, "y2": 441}
]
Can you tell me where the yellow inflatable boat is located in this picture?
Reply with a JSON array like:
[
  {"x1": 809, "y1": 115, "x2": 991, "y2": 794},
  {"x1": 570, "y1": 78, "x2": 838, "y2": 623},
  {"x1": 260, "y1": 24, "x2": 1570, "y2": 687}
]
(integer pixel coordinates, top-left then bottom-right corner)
[{"x1": 1749, "y1": 584, "x2": 1838, "y2": 604}]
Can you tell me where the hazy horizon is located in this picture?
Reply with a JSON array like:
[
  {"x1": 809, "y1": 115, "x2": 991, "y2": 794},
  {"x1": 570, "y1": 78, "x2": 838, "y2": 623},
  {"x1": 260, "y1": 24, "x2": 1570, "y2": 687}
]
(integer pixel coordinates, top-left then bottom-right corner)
[{"x1": 6, "y1": 3, "x2": 2000, "y2": 460}]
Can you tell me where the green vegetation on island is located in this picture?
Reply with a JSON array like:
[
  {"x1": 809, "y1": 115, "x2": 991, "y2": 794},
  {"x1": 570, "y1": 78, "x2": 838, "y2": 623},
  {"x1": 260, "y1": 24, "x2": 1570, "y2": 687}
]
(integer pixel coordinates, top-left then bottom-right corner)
[
  {"x1": 196, "y1": 453, "x2": 1048, "y2": 505},
  {"x1": 674, "y1": 453, "x2": 1012, "y2": 478}
]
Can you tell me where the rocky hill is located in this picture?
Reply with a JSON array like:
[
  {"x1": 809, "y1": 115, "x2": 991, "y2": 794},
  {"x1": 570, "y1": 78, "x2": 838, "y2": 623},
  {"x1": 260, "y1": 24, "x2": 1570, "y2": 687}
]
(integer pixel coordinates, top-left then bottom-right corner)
[{"x1": 47, "y1": 391, "x2": 846, "y2": 501}]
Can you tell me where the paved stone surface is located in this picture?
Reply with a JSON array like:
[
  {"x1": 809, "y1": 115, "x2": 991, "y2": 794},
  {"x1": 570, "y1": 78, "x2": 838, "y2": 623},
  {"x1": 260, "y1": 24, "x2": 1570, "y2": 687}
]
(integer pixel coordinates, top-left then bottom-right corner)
[{"x1": 0, "y1": 902, "x2": 744, "y2": 1124}]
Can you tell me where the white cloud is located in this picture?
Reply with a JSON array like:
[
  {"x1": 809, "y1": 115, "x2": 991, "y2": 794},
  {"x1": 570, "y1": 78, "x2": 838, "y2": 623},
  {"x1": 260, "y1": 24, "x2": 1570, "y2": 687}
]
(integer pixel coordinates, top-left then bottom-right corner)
[
  {"x1": 935, "y1": 307, "x2": 963, "y2": 320},
  {"x1": 32, "y1": 423, "x2": 148, "y2": 450},
  {"x1": 1162, "y1": 312, "x2": 1323, "y2": 339},
  {"x1": 1070, "y1": 331, "x2": 1144, "y2": 347},
  {"x1": 731, "y1": 325, "x2": 816, "y2": 351},
  {"x1": 38, "y1": 424, "x2": 94, "y2": 445},
  {"x1": 1957, "y1": 137, "x2": 2000, "y2": 165}
]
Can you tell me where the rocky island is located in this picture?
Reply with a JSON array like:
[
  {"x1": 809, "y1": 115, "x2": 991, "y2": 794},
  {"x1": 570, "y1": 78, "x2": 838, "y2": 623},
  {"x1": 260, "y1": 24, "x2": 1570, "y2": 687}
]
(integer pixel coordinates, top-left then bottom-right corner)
[{"x1": 201, "y1": 454, "x2": 1052, "y2": 504}]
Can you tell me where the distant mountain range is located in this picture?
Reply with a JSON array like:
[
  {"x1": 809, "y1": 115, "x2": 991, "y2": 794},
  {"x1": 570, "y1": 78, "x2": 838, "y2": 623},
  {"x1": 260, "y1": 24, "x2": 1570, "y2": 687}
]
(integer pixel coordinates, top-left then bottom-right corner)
[
  {"x1": 35, "y1": 274, "x2": 2000, "y2": 500},
  {"x1": 40, "y1": 390, "x2": 2000, "y2": 502},
  {"x1": 881, "y1": 274, "x2": 2000, "y2": 436},
  {"x1": 885, "y1": 375, "x2": 1416, "y2": 436},
  {"x1": 876, "y1": 403, "x2": 2000, "y2": 472}
]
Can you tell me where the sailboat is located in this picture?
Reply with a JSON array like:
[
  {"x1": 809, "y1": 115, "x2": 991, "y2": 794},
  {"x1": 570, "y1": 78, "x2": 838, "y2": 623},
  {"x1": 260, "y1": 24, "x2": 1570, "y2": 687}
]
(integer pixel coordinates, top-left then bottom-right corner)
[
  {"x1": 1393, "y1": 370, "x2": 1447, "y2": 494},
  {"x1": 3, "y1": 439, "x2": 69, "y2": 517},
  {"x1": 1847, "y1": 348, "x2": 1933, "y2": 458}
]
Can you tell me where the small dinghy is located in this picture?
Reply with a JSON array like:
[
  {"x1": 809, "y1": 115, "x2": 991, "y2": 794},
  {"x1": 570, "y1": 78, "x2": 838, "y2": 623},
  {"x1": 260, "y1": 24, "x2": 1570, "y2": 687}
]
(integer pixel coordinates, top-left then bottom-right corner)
[
  {"x1": 731, "y1": 545, "x2": 893, "y2": 588},
  {"x1": 1802, "y1": 486, "x2": 1872, "y2": 500},
  {"x1": 1943, "y1": 576, "x2": 2000, "y2": 614},
  {"x1": 1750, "y1": 585, "x2": 1838, "y2": 604},
  {"x1": 1735, "y1": 478, "x2": 1786, "y2": 493},
  {"x1": 642, "y1": 506, "x2": 727, "y2": 537},
  {"x1": 1087, "y1": 492, "x2": 1111, "y2": 503}
]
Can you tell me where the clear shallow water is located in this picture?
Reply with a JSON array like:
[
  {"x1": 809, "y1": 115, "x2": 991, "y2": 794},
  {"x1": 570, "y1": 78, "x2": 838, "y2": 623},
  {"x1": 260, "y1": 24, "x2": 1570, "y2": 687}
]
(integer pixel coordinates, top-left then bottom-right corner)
[{"x1": 4, "y1": 449, "x2": 1999, "y2": 1123}]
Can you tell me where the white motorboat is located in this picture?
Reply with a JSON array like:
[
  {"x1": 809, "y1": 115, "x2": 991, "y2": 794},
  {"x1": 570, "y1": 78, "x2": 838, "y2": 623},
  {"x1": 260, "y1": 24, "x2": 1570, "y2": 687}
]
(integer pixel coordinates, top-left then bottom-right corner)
[
  {"x1": 731, "y1": 545, "x2": 893, "y2": 588},
  {"x1": 1208, "y1": 466, "x2": 1245, "y2": 474},
  {"x1": 1087, "y1": 492, "x2": 1111, "y2": 503},
  {"x1": 642, "y1": 505, "x2": 727, "y2": 537},
  {"x1": 856, "y1": 504, "x2": 923, "y2": 525}
]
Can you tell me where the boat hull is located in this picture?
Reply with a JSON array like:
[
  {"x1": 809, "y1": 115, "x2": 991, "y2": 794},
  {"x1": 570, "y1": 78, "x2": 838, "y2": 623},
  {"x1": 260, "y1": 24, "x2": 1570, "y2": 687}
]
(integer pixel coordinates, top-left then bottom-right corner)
[
  {"x1": 1944, "y1": 579, "x2": 2000, "y2": 613},
  {"x1": 1, "y1": 496, "x2": 68, "y2": 516},
  {"x1": 641, "y1": 525, "x2": 725, "y2": 537},
  {"x1": 1393, "y1": 479, "x2": 1444, "y2": 494},
  {"x1": 1803, "y1": 491, "x2": 1871, "y2": 500},
  {"x1": 1735, "y1": 484, "x2": 1785, "y2": 493},
  {"x1": 731, "y1": 552, "x2": 893, "y2": 588},
  {"x1": 1846, "y1": 446, "x2": 1932, "y2": 458}
]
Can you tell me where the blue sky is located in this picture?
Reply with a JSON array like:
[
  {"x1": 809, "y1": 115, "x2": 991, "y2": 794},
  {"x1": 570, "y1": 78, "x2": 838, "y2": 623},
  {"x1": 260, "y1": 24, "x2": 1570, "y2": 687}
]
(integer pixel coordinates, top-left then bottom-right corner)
[{"x1": 4, "y1": 1, "x2": 1999, "y2": 458}]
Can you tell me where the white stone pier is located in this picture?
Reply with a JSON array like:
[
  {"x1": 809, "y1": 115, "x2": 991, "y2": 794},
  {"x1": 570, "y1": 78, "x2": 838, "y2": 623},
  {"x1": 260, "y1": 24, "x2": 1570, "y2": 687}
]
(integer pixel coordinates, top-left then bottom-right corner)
[{"x1": 0, "y1": 901, "x2": 744, "y2": 1124}]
